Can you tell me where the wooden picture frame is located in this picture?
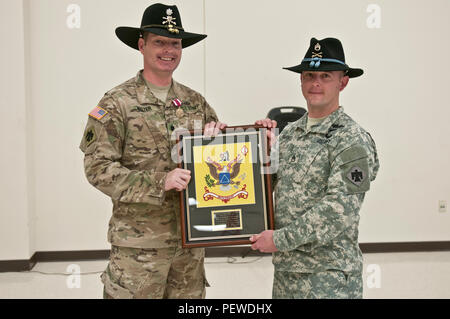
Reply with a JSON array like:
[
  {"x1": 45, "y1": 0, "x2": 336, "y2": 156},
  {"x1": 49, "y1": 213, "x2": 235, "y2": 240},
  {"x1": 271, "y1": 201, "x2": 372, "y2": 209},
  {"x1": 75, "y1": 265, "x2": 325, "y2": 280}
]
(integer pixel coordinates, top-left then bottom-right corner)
[{"x1": 176, "y1": 125, "x2": 274, "y2": 248}]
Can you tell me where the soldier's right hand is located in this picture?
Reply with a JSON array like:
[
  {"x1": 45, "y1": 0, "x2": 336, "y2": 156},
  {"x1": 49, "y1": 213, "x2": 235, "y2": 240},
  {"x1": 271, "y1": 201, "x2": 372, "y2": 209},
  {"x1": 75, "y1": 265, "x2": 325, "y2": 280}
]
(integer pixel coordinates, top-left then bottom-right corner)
[
  {"x1": 164, "y1": 168, "x2": 191, "y2": 191},
  {"x1": 255, "y1": 118, "x2": 278, "y2": 148}
]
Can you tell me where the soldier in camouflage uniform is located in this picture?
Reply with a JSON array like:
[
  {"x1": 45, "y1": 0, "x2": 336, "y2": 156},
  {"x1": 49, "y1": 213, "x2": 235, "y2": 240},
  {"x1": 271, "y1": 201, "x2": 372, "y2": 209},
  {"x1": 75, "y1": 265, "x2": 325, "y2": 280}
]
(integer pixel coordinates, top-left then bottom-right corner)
[
  {"x1": 79, "y1": 4, "x2": 225, "y2": 299},
  {"x1": 252, "y1": 38, "x2": 379, "y2": 299}
]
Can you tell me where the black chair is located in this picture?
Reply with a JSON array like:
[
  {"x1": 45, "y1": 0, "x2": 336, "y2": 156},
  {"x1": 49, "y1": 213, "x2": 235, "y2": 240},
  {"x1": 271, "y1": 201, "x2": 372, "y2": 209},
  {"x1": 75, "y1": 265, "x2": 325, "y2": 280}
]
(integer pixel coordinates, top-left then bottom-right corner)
[{"x1": 267, "y1": 106, "x2": 307, "y2": 133}]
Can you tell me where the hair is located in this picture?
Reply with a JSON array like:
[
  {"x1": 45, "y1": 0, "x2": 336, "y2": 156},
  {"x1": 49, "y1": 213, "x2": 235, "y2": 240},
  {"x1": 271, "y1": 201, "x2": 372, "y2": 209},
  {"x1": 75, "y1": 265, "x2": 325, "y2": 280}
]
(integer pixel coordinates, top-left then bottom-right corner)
[{"x1": 140, "y1": 31, "x2": 151, "y2": 44}]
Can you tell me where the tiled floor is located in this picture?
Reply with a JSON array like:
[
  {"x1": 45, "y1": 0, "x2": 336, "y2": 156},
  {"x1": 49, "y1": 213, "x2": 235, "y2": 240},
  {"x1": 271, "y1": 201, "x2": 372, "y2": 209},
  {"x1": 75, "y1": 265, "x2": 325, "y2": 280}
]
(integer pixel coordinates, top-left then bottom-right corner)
[{"x1": 0, "y1": 251, "x2": 449, "y2": 299}]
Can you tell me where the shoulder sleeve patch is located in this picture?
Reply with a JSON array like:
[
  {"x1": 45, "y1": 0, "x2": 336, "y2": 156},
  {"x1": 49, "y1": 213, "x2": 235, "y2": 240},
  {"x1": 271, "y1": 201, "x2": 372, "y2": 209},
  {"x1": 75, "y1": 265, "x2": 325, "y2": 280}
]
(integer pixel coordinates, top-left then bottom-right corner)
[
  {"x1": 84, "y1": 126, "x2": 96, "y2": 147},
  {"x1": 335, "y1": 145, "x2": 371, "y2": 194},
  {"x1": 89, "y1": 106, "x2": 108, "y2": 120},
  {"x1": 80, "y1": 123, "x2": 99, "y2": 154},
  {"x1": 347, "y1": 165, "x2": 366, "y2": 186},
  {"x1": 341, "y1": 157, "x2": 370, "y2": 194}
]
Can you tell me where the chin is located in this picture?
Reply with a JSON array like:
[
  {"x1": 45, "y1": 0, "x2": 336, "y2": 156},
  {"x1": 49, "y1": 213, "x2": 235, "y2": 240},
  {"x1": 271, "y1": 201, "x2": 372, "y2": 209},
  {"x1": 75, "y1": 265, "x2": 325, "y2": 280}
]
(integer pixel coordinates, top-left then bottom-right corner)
[{"x1": 307, "y1": 98, "x2": 324, "y2": 107}]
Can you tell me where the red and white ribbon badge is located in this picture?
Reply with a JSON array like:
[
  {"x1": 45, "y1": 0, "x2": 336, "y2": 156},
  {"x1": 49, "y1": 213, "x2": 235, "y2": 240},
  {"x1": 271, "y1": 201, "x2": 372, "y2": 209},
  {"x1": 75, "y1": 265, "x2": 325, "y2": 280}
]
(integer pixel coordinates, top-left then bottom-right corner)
[{"x1": 172, "y1": 98, "x2": 182, "y2": 107}]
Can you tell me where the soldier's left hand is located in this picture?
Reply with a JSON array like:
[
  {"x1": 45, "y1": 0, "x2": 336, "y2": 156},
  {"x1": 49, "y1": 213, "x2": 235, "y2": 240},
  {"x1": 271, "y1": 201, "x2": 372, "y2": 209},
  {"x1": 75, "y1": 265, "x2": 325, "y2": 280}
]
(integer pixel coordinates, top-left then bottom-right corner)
[
  {"x1": 250, "y1": 230, "x2": 278, "y2": 253},
  {"x1": 204, "y1": 121, "x2": 227, "y2": 137},
  {"x1": 164, "y1": 168, "x2": 191, "y2": 192}
]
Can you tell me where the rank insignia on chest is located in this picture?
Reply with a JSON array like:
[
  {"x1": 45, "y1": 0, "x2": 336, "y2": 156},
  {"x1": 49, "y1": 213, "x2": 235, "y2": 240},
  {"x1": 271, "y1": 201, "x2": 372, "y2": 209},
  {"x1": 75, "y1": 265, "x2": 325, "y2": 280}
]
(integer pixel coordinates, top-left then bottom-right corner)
[{"x1": 88, "y1": 106, "x2": 108, "y2": 120}]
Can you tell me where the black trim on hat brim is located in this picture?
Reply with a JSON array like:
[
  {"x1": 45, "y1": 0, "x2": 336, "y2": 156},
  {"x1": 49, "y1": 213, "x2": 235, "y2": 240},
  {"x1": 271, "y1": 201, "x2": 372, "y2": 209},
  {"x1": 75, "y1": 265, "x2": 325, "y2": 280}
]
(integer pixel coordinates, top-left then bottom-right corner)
[
  {"x1": 283, "y1": 62, "x2": 363, "y2": 78},
  {"x1": 115, "y1": 26, "x2": 207, "y2": 50}
]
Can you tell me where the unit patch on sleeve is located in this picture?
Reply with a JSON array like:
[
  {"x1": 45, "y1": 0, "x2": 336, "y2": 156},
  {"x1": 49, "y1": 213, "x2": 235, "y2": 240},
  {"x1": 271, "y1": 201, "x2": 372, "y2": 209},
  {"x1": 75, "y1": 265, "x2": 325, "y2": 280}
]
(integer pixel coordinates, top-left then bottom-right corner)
[
  {"x1": 342, "y1": 159, "x2": 370, "y2": 194},
  {"x1": 347, "y1": 166, "x2": 365, "y2": 186},
  {"x1": 337, "y1": 145, "x2": 371, "y2": 194},
  {"x1": 84, "y1": 127, "x2": 96, "y2": 147}
]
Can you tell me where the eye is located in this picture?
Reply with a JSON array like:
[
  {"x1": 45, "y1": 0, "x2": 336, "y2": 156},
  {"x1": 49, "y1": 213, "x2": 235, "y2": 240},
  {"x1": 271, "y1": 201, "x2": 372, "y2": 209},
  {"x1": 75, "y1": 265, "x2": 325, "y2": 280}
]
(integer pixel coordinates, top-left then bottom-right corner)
[{"x1": 321, "y1": 73, "x2": 334, "y2": 81}]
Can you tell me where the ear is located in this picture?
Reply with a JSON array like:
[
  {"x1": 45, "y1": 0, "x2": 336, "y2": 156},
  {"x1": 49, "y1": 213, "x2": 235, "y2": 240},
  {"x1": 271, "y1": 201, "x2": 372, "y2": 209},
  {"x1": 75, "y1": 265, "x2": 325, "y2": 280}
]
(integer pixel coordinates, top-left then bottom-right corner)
[
  {"x1": 340, "y1": 75, "x2": 349, "y2": 91},
  {"x1": 138, "y1": 38, "x2": 145, "y2": 54}
]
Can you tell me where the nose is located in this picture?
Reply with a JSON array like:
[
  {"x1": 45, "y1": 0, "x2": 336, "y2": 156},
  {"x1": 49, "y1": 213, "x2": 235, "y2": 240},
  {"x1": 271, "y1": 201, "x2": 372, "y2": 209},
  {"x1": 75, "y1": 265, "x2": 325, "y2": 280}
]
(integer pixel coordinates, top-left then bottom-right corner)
[
  {"x1": 162, "y1": 43, "x2": 171, "y2": 52},
  {"x1": 311, "y1": 76, "x2": 321, "y2": 86}
]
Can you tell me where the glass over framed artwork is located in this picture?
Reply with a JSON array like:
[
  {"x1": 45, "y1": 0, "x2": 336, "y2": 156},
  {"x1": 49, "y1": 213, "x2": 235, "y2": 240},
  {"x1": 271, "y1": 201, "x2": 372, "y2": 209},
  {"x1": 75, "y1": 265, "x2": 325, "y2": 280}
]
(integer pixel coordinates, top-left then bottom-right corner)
[{"x1": 177, "y1": 125, "x2": 274, "y2": 248}]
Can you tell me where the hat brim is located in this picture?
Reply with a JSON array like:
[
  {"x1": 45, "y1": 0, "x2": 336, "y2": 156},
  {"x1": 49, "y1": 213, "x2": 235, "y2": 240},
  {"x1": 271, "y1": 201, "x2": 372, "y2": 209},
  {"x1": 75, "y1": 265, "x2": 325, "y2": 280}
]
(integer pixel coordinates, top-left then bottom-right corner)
[
  {"x1": 115, "y1": 26, "x2": 207, "y2": 50},
  {"x1": 283, "y1": 62, "x2": 363, "y2": 78}
]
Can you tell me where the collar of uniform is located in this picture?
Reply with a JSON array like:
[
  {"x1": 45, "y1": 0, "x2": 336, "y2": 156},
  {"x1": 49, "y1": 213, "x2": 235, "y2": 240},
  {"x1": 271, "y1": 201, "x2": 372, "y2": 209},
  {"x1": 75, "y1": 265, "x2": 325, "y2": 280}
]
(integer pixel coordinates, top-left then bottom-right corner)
[
  {"x1": 293, "y1": 112, "x2": 309, "y2": 133},
  {"x1": 134, "y1": 70, "x2": 195, "y2": 108},
  {"x1": 309, "y1": 106, "x2": 345, "y2": 135},
  {"x1": 135, "y1": 70, "x2": 161, "y2": 105},
  {"x1": 295, "y1": 106, "x2": 344, "y2": 135}
]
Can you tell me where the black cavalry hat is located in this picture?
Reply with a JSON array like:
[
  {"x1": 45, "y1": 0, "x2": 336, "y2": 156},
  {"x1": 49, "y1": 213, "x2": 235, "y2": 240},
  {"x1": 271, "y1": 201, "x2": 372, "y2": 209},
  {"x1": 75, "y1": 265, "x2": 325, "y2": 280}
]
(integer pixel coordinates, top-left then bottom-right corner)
[
  {"x1": 115, "y1": 3, "x2": 207, "y2": 50},
  {"x1": 283, "y1": 38, "x2": 363, "y2": 78}
]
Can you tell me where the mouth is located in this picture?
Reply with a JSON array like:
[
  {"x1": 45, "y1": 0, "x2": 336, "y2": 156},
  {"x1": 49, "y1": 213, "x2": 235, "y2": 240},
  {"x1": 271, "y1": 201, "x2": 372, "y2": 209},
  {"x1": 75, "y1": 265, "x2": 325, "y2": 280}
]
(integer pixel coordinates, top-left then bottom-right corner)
[{"x1": 159, "y1": 57, "x2": 176, "y2": 62}]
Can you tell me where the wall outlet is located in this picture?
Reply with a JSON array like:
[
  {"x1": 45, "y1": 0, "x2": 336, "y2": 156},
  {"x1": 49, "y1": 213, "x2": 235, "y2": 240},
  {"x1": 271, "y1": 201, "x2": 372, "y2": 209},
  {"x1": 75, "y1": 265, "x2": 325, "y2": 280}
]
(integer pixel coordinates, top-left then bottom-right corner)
[{"x1": 438, "y1": 200, "x2": 447, "y2": 213}]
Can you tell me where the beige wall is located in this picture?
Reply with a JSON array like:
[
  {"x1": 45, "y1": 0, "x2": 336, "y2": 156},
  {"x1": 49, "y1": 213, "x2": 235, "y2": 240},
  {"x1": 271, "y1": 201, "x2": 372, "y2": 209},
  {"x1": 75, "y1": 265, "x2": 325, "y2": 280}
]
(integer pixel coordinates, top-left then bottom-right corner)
[
  {"x1": 0, "y1": 0, "x2": 33, "y2": 260},
  {"x1": 1, "y1": 0, "x2": 449, "y2": 260}
]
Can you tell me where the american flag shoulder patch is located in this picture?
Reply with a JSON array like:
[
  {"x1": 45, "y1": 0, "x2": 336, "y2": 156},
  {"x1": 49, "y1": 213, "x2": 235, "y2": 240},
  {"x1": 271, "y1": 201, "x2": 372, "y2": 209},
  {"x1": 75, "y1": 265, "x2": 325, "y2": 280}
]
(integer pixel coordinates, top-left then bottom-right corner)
[{"x1": 89, "y1": 106, "x2": 108, "y2": 120}]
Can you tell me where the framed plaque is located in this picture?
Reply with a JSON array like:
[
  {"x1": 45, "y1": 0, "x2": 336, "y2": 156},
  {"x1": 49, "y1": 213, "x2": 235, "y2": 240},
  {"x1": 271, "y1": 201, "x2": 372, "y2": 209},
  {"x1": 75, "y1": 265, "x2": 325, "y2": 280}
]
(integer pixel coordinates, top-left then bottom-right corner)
[{"x1": 177, "y1": 125, "x2": 274, "y2": 248}]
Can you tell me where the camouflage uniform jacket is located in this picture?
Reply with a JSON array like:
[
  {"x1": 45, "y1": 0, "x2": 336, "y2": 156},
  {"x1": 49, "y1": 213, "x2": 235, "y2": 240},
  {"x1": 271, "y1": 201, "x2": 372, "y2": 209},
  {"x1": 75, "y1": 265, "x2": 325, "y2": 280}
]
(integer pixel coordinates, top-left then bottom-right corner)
[
  {"x1": 80, "y1": 70, "x2": 218, "y2": 248},
  {"x1": 272, "y1": 107, "x2": 379, "y2": 274}
]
